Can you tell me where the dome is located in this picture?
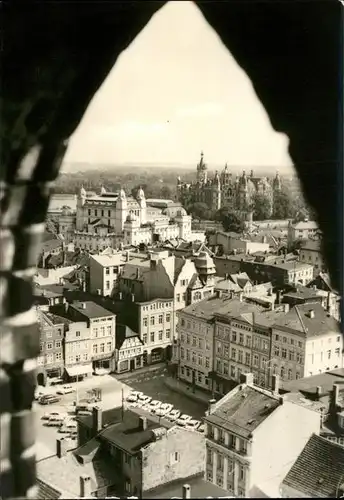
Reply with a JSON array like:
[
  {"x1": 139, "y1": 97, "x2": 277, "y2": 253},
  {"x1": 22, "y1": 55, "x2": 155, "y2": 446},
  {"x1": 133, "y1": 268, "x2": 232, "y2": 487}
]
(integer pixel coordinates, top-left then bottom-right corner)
[{"x1": 194, "y1": 251, "x2": 216, "y2": 276}]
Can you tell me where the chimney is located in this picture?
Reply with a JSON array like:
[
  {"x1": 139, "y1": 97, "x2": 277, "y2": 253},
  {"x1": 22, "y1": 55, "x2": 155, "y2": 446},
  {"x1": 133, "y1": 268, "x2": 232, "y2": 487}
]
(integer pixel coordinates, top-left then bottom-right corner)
[
  {"x1": 308, "y1": 309, "x2": 315, "y2": 319},
  {"x1": 82, "y1": 280, "x2": 86, "y2": 292},
  {"x1": 118, "y1": 292, "x2": 123, "y2": 301},
  {"x1": 208, "y1": 398, "x2": 217, "y2": 413},
  {"x1": 92, "y1": 406, "x2": 102, "y2": 433},
  {"x1": 262, "y1": 236, "x2": 267, "y2": 244},
  {"x1": 81, "y1": 302, "x2": 86, "y2": 310},
  {"x1": 136, "y1": 268, "x2": 140, "y2": 279},
  {"x1": 313, "y1": 285, "x2": 317, "y2": 291},
  {"x1": 216, "y1": 290, "x2": 222, "y2": 299},
  {"x1": 239, "y1": 292, "x2": 243, "y2": 302},
  {"x1": 139, "y1": 416, "x2": 147, "y2": 431},
  {"x1": 131, "y1": 293, "x2": 135, "y2": 303},
  {"x1": 240, "y1": 373, "x2": 254, "y2": 386},
  {"x1": 56, "y1": 438, "x2": 68, "y2": 458},
  {"x1": 126, "y1": 250, "x2": 130, "y2": 262},
  {"x1": 79, "y1": 474, "x2": 92, "y2": 498},
  {"x1": 270, "y1": 301, "x2": 275, "y2": 311},
  {"x1": 284, "y1": 303, "x2": 290, "y2": 313},
  {"x1": 268, "y1": 287, "x2": 273, "y2": 296},
  {"x1": 182, "y1": 484, "x2": 191, "y2": 500},
  {"x1": 271, "y1": 374, "x2": 280, "y2": 396},
  {"x1": 316, "y1": 386, "x2": 322, "y2": 399}
]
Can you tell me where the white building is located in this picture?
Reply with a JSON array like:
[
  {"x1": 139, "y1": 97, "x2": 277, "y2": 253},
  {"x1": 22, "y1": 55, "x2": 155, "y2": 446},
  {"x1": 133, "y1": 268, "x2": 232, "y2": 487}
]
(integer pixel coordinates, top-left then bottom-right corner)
[
  {"x1": 75, "y1": 186, "x2": 198, "y2": 250},
  {"x1": 89, "y1": 252, "x2": 129, "y2": 297}
]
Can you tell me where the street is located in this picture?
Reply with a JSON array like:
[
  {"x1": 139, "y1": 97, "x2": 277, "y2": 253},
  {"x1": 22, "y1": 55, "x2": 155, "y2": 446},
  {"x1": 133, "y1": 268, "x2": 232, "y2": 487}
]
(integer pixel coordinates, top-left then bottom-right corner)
[{"x1": 35, "y1": 367, "x2": 207, "y2": 460}]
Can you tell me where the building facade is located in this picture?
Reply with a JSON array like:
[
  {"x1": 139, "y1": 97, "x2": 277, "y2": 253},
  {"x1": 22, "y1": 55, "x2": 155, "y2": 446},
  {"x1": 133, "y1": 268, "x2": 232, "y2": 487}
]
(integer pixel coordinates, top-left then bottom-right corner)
[
  {"x1": 177, "y1": 152, "x2": 282, "y2": 214},
  {"x1": 287, "y1": 219, "x2": 320, "y2": 247},
  {"x1": 204, "y1": 374, "x2": 321, "y2": 498},
  {"x1": 299, "y1": 239, "x2": 326, "y2": 275},
  {"x1": 270, "y1": 303, "x2": 343, "y2": 383},
  {"x1": 67, "y1": 301, "x2": 116, "y2": 373},
  {"x1": 89, "y1": 251, "x2": 128, "y2": 297},
  {"x1": 36, "y1": 310, "x2": 65, "y2": 385},
  {"x1": 64, "y1": 320, "x2": 93, "y2": 380},
  {"x1": 240, "y1": 258, "x2": 314, "y2": 287},
  {"x1": 115, "y1": 324, "x2": 144, "y2": 373},
  {"x1": 75, "y1": 185, "x2": 196, "y2": 250}
]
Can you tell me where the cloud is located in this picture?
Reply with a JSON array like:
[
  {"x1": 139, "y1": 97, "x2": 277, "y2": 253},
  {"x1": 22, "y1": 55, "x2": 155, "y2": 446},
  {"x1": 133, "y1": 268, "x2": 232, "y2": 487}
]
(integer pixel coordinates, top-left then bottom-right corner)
[{"x1": 175, "y1": 102, "x2": 224, "y2": 119}]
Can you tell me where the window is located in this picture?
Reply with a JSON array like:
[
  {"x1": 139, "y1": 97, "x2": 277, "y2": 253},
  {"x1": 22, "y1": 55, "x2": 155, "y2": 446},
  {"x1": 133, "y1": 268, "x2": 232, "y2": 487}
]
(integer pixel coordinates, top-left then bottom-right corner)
[
  {"x1": 55, "y1": 340, "x2": 61, "y2": 348},
  {"x1": 253, "y1": 354, "x2": 259, "y2": 367},
  {"x1": 216, "y1": 359, "x2": 222, "y2": 372},
  {"x1": 206, "y1": 448, "x2": 213, "y2": 464},
  {"x1": 198, "y1": 354, "x2": 202, "y2": 366},
  {"x1": 181, "y1": 318, "x2": 185, "y2": 327},
  {"x1": 94, "y1": 328, "x2": 98, "y2": 338},
  {"x1": 280, "y1": 366, "x2": 285, "y2": 379},
  {"x1": 281, "y1": 348, "x2": 287, "y2": 359},
  {"x1": 217, "y1": 453, "x2": 224, "y2": 471},
  {"x1": 105, "y1": 267, "x2": 110, "y2": 275},
  {"x1": 230, "y1": 365, "x2": 236, "y2": 377},
  {"x1": 150, "y1": 332, "x2": 155, "y2": 342},
  {"x1": 166, "y1": 329, "x2": 170, "y2": 339},
  {"x1": 46, "y1": 342, "x2": 53, "y2": 350},
  {"x1": 181, "y1": 347, "x2": 185, "y2": 359},
  {"x1": 205, "y1": 357, "x2": 210, "y2": 368},
  {"x1": 40, "y1": 343, "x2": 44, "y2": 352},
  {"x1": 246, "y1": 335, "x2": 251, "y2": 347},
  {"x1": 296, "y1": 371, "x2": 300, "y2": 379},
  {"x1": 55, "y1": 352, "x2": 62, "y2": 361},
  {"x1": 232, "y1": 332, "x2": 237, "y2": 343},
  {"x1": 239, "y1": 465, "x2": 245, "y2": 481},
  {"x1": 83, "y1": 353, "x2": 88, "y2": 361},
  {"x1": 107, "y1": 342, "x2": 112, "y2": 351},
  {"x1": 193, "y1": 336, "x2": 197, "y2": 347},
  {"x1": 158, "y1": 331, "x2": 163, "y2": 341},
  {"x1": 176, "y1": 294, "x2": 180, "y2": 302},
  {"x1": 245, "y1": 352, "x2": 251, "y2": 366},
  {"x1": 192, "y1": 352, "x2": 196, "y2": 363},
  {"x1": 166, "y1": 313, "x2": 171, "y2": 323},
  {"x1": 206, "y1": 340, "x2": 210, "y2": 350},
  {"x1": 238, "y1": 350, "x2": 243, "y2": 363},
  {"x1": 239, "y1": 333, "x2": 244, "y2": 345},
  {"x1": 217, "y1": 341, "x2": 222, "y2": 354},
  {"x1": 223, "y1": 361, "x2": 228, "y2": 375},
  {"x1": 198, "y1": 338, "x2": 203, "y2": 349},
  {"x1": 46, "y1": 354, "x2": 54, "y2": 364},
  {"x1": 288, "y1": 369, "x2": 293, "y2": 380},
  {"x1": 231, "y1": 348, "x2": 236, "y2": 360},
  {"x1": 143, "y1": 333, "x2": 147, "y2": 344},
  {"x1": 93, "y1": 344, "x2": 98, "y2": 354},
  {"x1": 337, "y1": 336, "x2": 341, "y2": 342},
  {"x1": 327, "y1": 350, "x2": 331, "y2": 359},
  {"x1": 158, "y1": 314, "x2": 163, "y2": 324},
  {"x1": 143, "y1": 317, "x2": 148, "y2": 327},
  {"x1": 275, "y1": 334, "x2": 279, "y2": 341},
  {"x1": 335, "y1": 347, "x2": 340, "y2": 356},
  {"x1": 150, "y1": 317, "x2": 155, "y2": 326},
  {"x1": 186, "y1": 350, "x2": 190, "y2": 361},
  {"x1": 283, "y1": 336, "x2": 287, "y2": 343},
  {"x1": 289, "y1": 350, "x2": 294, "y2": 361},
  {"x1": 75, "y1": 354, "x2": 81, "y2": 362},
  {"x1": 100, "y1": 327, "x2": 105, "y2": 336},
  {"x1": 274, "y1": 346, "x2": 280, "y2": 356}
]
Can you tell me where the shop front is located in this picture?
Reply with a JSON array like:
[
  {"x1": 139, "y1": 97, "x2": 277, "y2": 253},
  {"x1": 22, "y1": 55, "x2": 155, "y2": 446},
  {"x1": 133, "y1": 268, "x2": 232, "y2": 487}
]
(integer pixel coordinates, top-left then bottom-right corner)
[{"x1": 64, "y1": 363, "x2": 93, "y2": 382}]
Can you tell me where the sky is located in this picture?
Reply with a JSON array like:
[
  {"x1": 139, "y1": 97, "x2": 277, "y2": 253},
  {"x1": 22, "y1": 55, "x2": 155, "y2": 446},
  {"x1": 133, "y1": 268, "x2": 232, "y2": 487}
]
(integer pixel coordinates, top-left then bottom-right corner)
[{"x1": 63, "y1": 1, "x2": 293, "y2": 172}]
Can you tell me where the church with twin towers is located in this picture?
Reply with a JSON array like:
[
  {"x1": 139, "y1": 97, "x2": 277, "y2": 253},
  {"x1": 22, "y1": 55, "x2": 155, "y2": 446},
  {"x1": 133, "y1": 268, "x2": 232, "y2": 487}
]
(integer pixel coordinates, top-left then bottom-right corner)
[{"x1": 177, "y1": 152, "x2": 282, "y2": 215}]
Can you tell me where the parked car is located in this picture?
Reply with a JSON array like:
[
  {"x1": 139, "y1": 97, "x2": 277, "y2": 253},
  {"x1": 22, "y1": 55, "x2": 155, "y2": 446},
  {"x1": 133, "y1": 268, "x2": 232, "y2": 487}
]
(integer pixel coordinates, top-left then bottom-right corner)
[
  {"x1": 155, "y1": 403, "x2": 173, "y2": 417},
  {"x1": 50, "y1": 378, "x2": 64, "y2": 386},
  {"x1": 147, "y1": 400, "x2": 162, "y2": 413},
  {"x1": 75, "y1": 404, "x2": 92, "y2": 414},
  {"x1": 176, "y1": 414, "x2": 192, "y2": 427},
  {"x1": 136, "y1": 394, "x2": 152, "y2": 407},
  {"x1": 198, "y1": 424, "x2": 205, "y2": 433},
  {"x1": 56, "y1": 385, "x2": 75, "y2": 395},
  {"x1": 126, "y1": 391, "x2": 142, "y2": 403},
  {"x1": 59, "y1": 421, "x2": 77, "y2": 433},
  {"x1": 42, "y1": 411, "x2": 63, "y2": 421},
  {"x1": 166, "y1": 409, "x2": 181, "y2": 422},
  {"x1": 39, "y1": 395, "x2": 61, "y2": 405},
  {"x1": 185, "y1": 419, "x2": 201, "y2": 431}
]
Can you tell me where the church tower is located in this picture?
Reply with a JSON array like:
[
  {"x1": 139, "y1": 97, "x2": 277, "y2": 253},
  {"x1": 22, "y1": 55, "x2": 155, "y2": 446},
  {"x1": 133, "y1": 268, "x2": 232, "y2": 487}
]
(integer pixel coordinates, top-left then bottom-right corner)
[{"x1": 116, "y1": 188, "x2": 127, "y2": 232}]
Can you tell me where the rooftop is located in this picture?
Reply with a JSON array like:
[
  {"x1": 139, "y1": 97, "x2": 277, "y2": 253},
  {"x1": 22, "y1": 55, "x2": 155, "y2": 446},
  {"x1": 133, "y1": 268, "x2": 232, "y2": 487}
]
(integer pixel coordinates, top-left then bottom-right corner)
[
  {"x1": 77, "y1": 408, "x2": 167, "y2": 454},
  {"x1": 272, "y1": 302, "x2": 340, "y2": 337},
  {"x1": 90, "y1": 252, "x2": 127, "y2": 267},
  {"x1": 292, "y1": 220, "x2": 319, "y2": 230},
  {"x1": 143, "y1": 473, "x2": 231, "y2": 499},
  {"x1": 115, "y1": 324, "x2": 141, "y2": 349},
  {"x1": 281, "y1": 368, "x2": 344, "y2": 396},
  {"x1": 205, "y1": 385, "x2": 281, "y2": 438},
  {"x1": 181, "y1": 296, "x2": 264, "y2": 322},
  {"x1": 281, "y1": 433, "x2": 344, "y2": 497},
  {"x1": 283, "y1": 285, "x2": 321, "y2": 301},
  {"x1": 70, "y1": 301, "x2": 115, "y2": 319}
]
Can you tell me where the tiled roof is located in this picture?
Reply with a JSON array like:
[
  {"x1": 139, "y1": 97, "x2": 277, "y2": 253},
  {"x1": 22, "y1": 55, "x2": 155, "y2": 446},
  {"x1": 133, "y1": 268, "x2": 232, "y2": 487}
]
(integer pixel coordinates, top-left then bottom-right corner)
[
  {"x1": 36, "y1": 479, "x2": 62, "y2": 499},
  {"x1": 205, "y1": 386, "x2": 281, "y2": 438},
  {"x1": 281, "y1": 434, "x2": 344, "y2": 497},
  {"x1": 115, "y1": 324, "x2": 141, "y2": 349},
  {"x1": 272, "y1": 302, "x2": 340, "y2": 337},
  {"x1": 70, "y1": 300, "x2": 115, "y2": 319},
  {"x1": 181, "y1": 296, "x2": 264, "y2": 322},
  {"x1": 143, "y1": 473, "x2": 231, "y2": 499}
]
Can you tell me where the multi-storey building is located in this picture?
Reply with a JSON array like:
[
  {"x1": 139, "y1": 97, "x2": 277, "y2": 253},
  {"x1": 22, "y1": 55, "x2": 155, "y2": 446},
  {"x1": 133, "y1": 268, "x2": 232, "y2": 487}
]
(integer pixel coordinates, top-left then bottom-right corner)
[
  {"x1": 67, "y1": 301, "x2": 116, "y2": 373},
  {"x1": 36, "y1": 310, "x2": 65, "y2": 385},
  {"x1": 115, "y1": 324, "x2": 144, "y2": 373},
  {"x1": 177, "y1": 152, "x2": 282, "y2": 213},
  {"x1": 240, "y1": 258, "x2": 314, "y2": 287},
  {"x1": 75, "y1": 185, "x2": 196, "y2": 250},
  {"x1": 299, "y1": 239, "x2": 326, "y2": 275},
  {"x1": 204, "y1": 373, "x2": 320, "y2": 498},
  {"x1": 64, "y1": 319, "x2": 93, "y2": 380},
  {"x1": 89, "y1": 251, "x2": 128, "y2": 297},
  {"x1": 287, "y1": 219, "x2": 320, "y2": 247},
  {"x1": 270, "y1": 302, "x2": 343, "y2": 383}
]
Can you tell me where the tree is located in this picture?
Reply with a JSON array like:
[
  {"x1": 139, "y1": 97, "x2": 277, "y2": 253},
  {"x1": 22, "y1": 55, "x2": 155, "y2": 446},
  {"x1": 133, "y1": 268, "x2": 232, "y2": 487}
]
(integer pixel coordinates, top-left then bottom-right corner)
[
  {"x1": 273, "y1": 189, "x2": 294, "y2": 219},
  {"x1": 252, "y1": 194, "x2": 272, "y2": 221},
  {"x1": 46, "y1": 216, "x2": 59, "y2": 235},
  {"x1": 187, "y1": 202, "x2": 214, "y2": 220},
  {"x1": 160, "y1": 186, "x2": 173, "y2": 199},
  {"x1": 215, "y1": 208, "x2": 245, "y2": 233}
]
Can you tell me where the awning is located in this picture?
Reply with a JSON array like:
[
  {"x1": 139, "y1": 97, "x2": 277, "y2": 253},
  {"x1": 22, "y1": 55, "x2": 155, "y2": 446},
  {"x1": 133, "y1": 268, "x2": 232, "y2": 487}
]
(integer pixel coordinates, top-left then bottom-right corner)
[{"x1": 65, "y1": 364, "x2": 93, "y2": 377}]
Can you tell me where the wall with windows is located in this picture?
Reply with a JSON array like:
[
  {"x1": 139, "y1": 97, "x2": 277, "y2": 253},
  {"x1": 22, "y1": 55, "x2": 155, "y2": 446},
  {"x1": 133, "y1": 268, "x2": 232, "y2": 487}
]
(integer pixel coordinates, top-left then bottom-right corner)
[
  {"x1": 37, "y1": 314, "x2": 65, "y2": 378},
  {"x1": 64, "y1": 321, "x2": 91, "y2": 366},
  {"x1": 178, "y1": 312, "x2": 214, "y2": 391},
  {"x1": 304, "y1": 331, "x2": 343, "y2": 376},
  {"x1": 270, "y1": 328, "x2": 306, "y2": 382},
  {"x1": 137, "y1": 298, "x2": 173, "y2": 363},
  {"x1": 89, "y1": 315, "x2": 116, "y2": 367},
  {"x1": 116, "y1": 336, "x2": 144, "y2": 373}
]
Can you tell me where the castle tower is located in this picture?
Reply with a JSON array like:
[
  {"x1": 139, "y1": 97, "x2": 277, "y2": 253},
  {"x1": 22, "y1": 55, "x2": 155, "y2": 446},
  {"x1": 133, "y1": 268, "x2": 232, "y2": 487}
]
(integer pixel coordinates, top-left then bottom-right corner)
[
  {"x1": 196, "y1": 151, "x2": 208, "y2": 184},
  {"x1": 76, "y1": 186, "x2": 87, "y2": 230},
  {"x1": 137, "y1": 186, "x2": 146, "y2": 224},
  {"x1": 116, "y1": 188, "x2": 127, "y2": 232},
  {"x1": 212, "y1": 170, "x2": 221, "y2": 211}
]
